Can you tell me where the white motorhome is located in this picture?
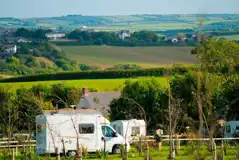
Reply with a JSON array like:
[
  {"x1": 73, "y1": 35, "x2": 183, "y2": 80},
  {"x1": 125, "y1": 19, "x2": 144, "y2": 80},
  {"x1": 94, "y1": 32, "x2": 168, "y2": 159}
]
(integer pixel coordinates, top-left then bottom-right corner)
[
  {"x1": 110, "y1": 119, "x2": 146, "y2": 142},
  {"x1": 35, "y1": 108, "x2": 129, "y2": 155},
  {"x1": 224, "y1": 121, "x2": 239, "y2": 138}
]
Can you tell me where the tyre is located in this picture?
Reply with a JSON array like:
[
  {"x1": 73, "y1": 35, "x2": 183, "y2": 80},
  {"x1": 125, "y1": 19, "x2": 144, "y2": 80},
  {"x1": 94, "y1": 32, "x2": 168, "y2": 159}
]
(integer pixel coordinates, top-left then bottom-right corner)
[
  {"x1": 112, "y1": 145, "x2": 121, "y2": 154},
  {"x1": 67, "y1": 150, "x2": 76, "y2": 157}
]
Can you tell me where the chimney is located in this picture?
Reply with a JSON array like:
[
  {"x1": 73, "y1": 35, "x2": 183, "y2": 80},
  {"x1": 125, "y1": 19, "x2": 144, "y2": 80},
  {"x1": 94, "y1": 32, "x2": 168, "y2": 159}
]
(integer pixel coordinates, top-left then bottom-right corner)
[{"x1": 82, "y1": 88, "x2": 89, "y2": 95}]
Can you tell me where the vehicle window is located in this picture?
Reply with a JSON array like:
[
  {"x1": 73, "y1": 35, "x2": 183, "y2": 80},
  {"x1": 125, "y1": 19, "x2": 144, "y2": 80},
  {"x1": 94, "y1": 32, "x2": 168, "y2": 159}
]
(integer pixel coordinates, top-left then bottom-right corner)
[
  {"x1": 79, "y1": 124, "x2": 94, "y2": 134},
  {"x1": 226, "y1": 126, "x2": 231, "y2": 133},
  {"x1": 102, "y1": 126, "x2": 115, "y2": 137},
  {"x1": 132, "y1": 127, "x2": 140, "y2": 136},
  {"x1": 236, "y1": 125, "x2": 239, "y2": 131}
]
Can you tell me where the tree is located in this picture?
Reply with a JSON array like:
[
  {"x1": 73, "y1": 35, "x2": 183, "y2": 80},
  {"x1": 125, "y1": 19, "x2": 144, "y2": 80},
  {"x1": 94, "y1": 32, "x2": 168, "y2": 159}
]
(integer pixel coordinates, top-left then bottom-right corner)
[
  {"x1": 191, "y1": 39, "x2": 239, "y2": 75},
  {"x1": 110, "y1": 78, "x2": 168, "y2": 131}
]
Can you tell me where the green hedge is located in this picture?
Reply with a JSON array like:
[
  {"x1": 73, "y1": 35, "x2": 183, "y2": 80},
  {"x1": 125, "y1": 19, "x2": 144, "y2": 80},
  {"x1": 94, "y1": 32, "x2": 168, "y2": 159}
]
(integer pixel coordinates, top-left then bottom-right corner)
[{"x1": 0, "y1": 66, "x2": 197, "y2": 83}]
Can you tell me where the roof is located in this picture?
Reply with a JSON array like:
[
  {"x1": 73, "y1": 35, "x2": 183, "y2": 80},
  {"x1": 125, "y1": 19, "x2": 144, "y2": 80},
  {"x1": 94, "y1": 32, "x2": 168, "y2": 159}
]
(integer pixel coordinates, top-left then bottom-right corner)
[
  {"x1": 77, "y1": 92, "x2": 121, "y2": 116},
  {"x1": 0, "y1": 52, "x2": 15, "y2": 57},
  {"x1": 42, "y1": 108, "x2": 102, "y2": 115},
  {"x1": 119, "y1": 30, "x2": 130, "y2": 34}
]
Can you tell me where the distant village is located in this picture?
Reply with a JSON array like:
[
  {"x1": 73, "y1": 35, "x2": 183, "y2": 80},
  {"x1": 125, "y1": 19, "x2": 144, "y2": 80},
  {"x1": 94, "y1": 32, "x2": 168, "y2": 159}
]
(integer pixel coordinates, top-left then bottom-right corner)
[{"x1": 0, "y1": 25, "x2": 231, "y2": 58}]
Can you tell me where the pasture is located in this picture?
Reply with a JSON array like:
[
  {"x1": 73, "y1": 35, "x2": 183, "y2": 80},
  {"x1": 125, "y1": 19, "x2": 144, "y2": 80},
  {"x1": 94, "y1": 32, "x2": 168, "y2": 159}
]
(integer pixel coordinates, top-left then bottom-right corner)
[
  {"x1": 0, "y1": 77, "x2": 168, "y2": 91},
  {"x1": 217, "y1": 34, "x2": 239, "y2": 41},
  {"x1": 61, "y1": 46, "x2": 196, "y2": 68}
]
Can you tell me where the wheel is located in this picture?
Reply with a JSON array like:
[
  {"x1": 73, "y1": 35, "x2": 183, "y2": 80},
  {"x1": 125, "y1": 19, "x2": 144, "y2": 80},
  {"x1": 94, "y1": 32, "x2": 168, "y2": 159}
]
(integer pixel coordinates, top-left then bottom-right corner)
[
  {"x1": 67, "y1": 150, "x2": 76, "y2": 157},
  {"x1": 112, "y1": 145, "x2": 121, "y2": 154}
]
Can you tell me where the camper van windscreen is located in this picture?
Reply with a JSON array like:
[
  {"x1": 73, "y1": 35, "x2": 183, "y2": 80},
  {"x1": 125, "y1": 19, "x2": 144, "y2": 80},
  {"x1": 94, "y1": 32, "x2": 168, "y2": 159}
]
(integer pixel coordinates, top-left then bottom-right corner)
[
  {"x1": 226, "y1": 126, "x2": 231, "y2": 133},
  {"x1": 79, "y1": 124, "x2": 94, "y2": 134}
]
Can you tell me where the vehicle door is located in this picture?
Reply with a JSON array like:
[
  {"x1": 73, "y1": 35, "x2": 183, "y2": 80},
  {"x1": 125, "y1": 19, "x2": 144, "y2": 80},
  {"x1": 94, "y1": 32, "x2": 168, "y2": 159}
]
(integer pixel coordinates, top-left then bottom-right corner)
[{"x1": 101, "y1": 125, "x2": 123, "y2": 153}]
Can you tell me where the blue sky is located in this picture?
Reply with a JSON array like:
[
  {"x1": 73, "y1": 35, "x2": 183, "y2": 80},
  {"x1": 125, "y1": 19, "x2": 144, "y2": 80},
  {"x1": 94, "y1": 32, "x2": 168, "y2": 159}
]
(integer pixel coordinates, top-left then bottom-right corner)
[{"x1": 1, "y1": 0, "x2": 239, "y2": 18}]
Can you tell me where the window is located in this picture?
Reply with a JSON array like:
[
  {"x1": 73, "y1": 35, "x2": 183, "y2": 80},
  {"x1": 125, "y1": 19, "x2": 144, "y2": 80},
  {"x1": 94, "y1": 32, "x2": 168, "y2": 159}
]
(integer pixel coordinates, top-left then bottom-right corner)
[
  {"x1": 79, "y1": 124, "x2": 94, "y2": 134},
  {"x1": 236, "y1": 125, "x2": 239, "y2": 131},
  {"x1": 102, "y1": 126, "x2": 115, "y2": 137},
  {"x1": 132, "y1": 127, "x2": 140, "y2": 136},
  {"x1": 226, "y1": 126, "x2": 231, "y2": 133}
]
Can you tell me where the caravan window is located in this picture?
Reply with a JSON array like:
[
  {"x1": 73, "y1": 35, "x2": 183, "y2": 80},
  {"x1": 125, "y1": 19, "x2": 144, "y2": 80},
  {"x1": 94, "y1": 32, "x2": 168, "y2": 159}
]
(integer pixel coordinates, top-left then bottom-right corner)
[
  {"x1": 236, "y1": 125, "x2": 239, "y2": 131},
  {"x1": 226, "y1": 126, "x2": 231, "y2": 133},
  {"x1": 79, "y1": 124, "x2": 94, "y2": 134},
  {"x1": 132, "y1": 127, "x2": 140, "y2": 136}
]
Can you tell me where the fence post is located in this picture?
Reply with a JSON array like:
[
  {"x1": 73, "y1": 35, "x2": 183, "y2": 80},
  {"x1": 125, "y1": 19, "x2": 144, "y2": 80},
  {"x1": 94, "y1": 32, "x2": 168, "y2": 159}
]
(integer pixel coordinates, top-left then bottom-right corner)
[
  {"x1": 10, "y1": 148, "x2": 15, "y2": 160},
  {"x1": 15, "y1": 147, "x2": 18, "y2": 156},
  {"x1": 55, "y1": 147, "x2": 60, "y2": 160}
]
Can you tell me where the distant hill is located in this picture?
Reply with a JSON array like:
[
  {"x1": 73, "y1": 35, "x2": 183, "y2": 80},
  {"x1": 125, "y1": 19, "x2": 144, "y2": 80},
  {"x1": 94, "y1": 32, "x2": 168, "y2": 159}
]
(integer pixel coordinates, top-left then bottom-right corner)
[{"x1": 0, "y1": 14, "x2": 239, "y2": 32}]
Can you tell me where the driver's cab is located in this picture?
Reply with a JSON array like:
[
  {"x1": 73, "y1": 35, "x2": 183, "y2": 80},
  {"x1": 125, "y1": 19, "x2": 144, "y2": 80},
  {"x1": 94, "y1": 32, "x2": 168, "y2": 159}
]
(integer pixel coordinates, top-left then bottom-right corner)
[{"x1": 100, "y1": 125, "x2": 129, "y2": 153}]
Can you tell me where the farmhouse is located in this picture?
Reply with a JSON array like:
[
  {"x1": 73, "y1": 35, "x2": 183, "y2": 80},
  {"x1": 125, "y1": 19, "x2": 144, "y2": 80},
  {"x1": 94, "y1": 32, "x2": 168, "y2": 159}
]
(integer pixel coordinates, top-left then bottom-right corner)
[
  {"x1": 45, "y1": 32, "x2": 66, "y2": 40},
  {"x1": 0, "y1": 44, "x2": 17, "y2": 53},
  {"x1": 76, "y1": 88, "x2": 121, "y2": 116},
  {"x1": 17, "y1": 37, "x2": 32, "y2": 43},
  {"x1": 119, "y1": 30, "x2": 130, "y2": 40}
]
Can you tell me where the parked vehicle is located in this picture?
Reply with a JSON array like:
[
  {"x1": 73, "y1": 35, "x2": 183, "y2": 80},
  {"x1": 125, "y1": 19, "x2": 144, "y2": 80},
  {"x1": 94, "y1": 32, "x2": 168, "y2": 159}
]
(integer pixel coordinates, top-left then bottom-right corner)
[
  {"x1": 35, "y1": 108, "x2": 129, "y2": 155},
  {"x1": 110, "y1": 119, "x2": 146, "y2": 142},
  {"x1": 224, "y1": 121, "x2": 239, "y2": 138}
]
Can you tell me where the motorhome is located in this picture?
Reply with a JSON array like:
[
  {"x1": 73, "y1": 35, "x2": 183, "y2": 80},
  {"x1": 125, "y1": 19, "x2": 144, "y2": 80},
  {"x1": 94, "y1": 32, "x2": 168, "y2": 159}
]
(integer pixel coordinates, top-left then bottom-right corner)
[
  {"x1": 110, "y1": 119, "x2": 146, "y2": 142},
  {"x1": 35, "y1": 108, "x2": 129, "y2": 155},
  {"x1": 224, "y1": 121, "x2": 239, "y2": 138}
]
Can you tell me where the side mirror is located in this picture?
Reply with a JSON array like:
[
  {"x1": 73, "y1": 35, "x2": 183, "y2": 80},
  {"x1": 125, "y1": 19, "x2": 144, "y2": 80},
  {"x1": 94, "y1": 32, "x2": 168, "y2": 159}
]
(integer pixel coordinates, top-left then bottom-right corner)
[
  {"x1": 113, "y1": 132, "x2": 118, "y2": 137},
  {"x1": 101, "y1": 137, "x2": 105, "y2": 141}
]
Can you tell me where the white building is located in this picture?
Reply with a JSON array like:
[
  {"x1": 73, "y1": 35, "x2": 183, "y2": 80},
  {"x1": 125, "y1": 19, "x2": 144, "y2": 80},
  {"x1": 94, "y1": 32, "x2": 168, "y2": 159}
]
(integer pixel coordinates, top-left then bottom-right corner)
[
  {"x1": 0, "y1": 44, "x2": 17, "y2": 53},
  {"x1": 45, "y1": 32, "x2": 66, "y2": 40},
  {"x1": 119, "y1": 30, "x2": 130, "y2": 40}
]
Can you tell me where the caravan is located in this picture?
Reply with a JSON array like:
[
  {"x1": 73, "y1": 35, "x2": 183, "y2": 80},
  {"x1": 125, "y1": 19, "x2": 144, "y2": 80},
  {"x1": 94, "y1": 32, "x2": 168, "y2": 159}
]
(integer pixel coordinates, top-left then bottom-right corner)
[
  {"x1": 110, "y1": 119, "x2": 146, "y2": 142},
  {"x1": 35, "y1": 108, "x2": 129, "y2": 155},
  {"x1": 224, "y1": 121, "x2": 239, "y2": 138}
]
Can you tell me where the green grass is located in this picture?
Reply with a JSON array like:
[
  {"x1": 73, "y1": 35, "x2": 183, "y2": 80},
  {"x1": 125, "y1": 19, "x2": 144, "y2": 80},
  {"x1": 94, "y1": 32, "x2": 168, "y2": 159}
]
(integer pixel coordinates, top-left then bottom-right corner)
[
  {"x1": 216, "y1": 35, "x2": 239, "y2": 41},
  {"x1": 61, "y1": 46, "x2": 196, "y2": 68},
  {"x1": 1, "y1": 145, "x2": 237, "y2": 160},
  {"x1": 0, "y1": 77, "x2": 168, "y2": 91}
]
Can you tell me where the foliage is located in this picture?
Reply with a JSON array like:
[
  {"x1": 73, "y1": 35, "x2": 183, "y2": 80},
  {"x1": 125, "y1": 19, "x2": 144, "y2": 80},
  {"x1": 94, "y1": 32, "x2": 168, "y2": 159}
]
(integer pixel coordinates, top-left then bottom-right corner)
[
  {"x1": 0, "y1": 42, "x2": 78, "y2": 75},
  {"x1": 0, "y1": 66, "x2": 196, "y2": 83},
  {"x1": 110, "y1": 78, "x2": 168, "y2": 131},
  {"x1": 15, "y1": 28, "x2": 49, "y2": 40},
  {"x1": 191, "y1": 39, "x2": 239, "y2": 75},
  {"x1": 106, "y1": 64, "x2": 141, "y2": 71}
]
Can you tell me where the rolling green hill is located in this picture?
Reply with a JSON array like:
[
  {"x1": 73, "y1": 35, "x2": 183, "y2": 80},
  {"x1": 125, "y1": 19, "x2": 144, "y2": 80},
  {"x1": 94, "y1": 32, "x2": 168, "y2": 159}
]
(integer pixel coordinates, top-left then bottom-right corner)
[
  {"x1": 1, "y1": 14, "x2": 239, "y2": 32},
  {"x1": 61, "y1": 46, "x2": 197, "y2": 68}
]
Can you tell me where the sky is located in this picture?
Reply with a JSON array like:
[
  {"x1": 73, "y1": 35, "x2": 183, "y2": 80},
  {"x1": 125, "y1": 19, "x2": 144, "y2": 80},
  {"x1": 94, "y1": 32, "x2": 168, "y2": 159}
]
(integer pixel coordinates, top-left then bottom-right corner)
[{"x1": 1, "y1": 0, "x2": 239, "y2": 18}]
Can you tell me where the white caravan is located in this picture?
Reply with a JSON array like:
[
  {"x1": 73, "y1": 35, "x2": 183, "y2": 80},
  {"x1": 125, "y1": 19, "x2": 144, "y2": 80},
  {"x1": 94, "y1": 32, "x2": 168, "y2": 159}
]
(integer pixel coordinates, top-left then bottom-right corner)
[
  {"x1": 224, "y1": 121, "x2": 239, "y2": 138},
  {"x1": 35, "y1": 108, "x2": 129, "y2": 155},
  {"x1": 110, "y1": 119, "x2": 146, "y2": 142}
]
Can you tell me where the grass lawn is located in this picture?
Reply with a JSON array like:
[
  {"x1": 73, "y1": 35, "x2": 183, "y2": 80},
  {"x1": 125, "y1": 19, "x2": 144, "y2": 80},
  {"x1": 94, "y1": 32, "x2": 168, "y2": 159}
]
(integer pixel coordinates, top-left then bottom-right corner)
[
  {"x1": 0, "y1": 77, "x2": 168, "y2": 91},
  {"x1": 61, "y1": 46, "x2": 196, "y2": 68},
  {"x1": 1, "y1": 145, "x2": 237, "y2": 160},
  {"x1": 216, "y1": 35, "x2": 239, "y2": 41}
]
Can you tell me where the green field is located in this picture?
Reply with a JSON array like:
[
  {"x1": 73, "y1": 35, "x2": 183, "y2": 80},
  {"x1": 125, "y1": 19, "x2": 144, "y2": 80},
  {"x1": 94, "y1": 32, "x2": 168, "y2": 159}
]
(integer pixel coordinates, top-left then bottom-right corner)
[
  {"x1": 0, "y1": 78, "x2": 168, "y2": 91},
  {"x1": 217, "y1": 34, "x2": 239, "y2": 41},
  {"x1": 61, "y1": 46, "x2": 196, "y2": 68}
]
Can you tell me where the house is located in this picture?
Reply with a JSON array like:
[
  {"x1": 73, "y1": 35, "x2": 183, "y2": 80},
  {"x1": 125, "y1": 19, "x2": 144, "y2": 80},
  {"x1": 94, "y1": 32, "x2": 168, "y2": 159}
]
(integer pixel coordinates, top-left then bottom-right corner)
[
  {"x1": 45, "y1": 32, "x2": 66, "y2": 40},
  {"x1": 76, "y1": 88, "x2": 121, "y2": 116},
  {"x1": 0, "y1": 44, "x2": 17, "y2": 53},
  {"x1": 119, "y1": 30, "x2": 130, "y2": 40},
  {"x1": 17, "y1": 37, "x2": 32, "y2": 43},
  {"x1": 171, "y1": 38, "x2": 178, "y2": 43}
]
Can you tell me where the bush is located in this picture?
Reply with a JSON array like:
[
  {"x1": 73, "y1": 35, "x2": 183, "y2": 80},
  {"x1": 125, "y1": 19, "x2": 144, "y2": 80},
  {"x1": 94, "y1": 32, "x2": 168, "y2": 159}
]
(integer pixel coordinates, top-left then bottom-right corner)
[{"x1": 0, "y1": 66, "x2": 197, "y2": 83}]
